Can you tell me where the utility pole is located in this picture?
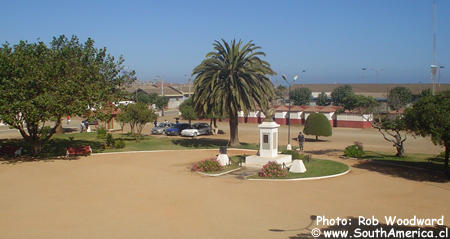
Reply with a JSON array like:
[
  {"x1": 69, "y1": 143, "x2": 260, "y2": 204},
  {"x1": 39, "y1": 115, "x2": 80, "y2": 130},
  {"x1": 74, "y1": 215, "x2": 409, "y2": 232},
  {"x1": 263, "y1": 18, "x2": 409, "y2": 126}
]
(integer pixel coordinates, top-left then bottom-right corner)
[{"x1": 431, "y1": 0, "x2": 437, "y2": 95}]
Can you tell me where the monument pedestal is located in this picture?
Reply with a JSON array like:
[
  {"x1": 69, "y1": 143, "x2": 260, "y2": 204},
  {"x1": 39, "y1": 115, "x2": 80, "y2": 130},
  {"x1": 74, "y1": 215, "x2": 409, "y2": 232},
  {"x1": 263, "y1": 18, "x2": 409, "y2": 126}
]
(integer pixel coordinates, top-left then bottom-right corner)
[
  {"x1": 245, "y1": 121, "x2": 292, "y2": 167},
  {"x1": 244, "y1": 154, "x2": 292, "y2": 168}
]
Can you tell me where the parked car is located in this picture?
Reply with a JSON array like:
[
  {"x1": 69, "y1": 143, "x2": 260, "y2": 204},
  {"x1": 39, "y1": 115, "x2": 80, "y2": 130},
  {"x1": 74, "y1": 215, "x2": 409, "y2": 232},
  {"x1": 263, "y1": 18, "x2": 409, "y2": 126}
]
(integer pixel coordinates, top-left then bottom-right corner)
[
  {"x1": 82, "y1": 119, "x2": 98, "y2": 125},
  {"x1": 151, "y1": 122, "x2": 174, "y2": 135},
  {"x1": 181, "y1": 123, "x2": 212, "y2": 137},
  {"x1": 165, "y1": 123, "x2": 191, "y2": 136}
]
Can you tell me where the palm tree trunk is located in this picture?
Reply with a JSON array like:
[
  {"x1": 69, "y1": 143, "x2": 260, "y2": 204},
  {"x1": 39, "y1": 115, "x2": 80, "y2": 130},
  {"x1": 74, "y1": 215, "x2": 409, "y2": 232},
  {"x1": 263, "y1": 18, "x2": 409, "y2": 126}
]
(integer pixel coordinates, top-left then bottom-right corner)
[{"x1": 228, "y1": 114, "x2": 240, "y2": 147}]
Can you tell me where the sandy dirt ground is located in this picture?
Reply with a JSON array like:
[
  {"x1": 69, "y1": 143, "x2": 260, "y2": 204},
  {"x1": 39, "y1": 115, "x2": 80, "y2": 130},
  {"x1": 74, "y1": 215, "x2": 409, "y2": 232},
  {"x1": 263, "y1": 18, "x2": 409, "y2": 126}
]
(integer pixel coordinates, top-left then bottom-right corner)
[{"x1": 0, "y1": 149, "x2": 449, "y2": 239}]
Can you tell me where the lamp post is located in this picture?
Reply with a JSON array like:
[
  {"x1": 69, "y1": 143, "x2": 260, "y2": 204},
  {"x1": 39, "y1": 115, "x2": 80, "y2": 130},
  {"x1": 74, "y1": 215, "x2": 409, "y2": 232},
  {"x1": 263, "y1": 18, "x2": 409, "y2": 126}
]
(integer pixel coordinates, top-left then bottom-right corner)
[
  {"x1": 184, "y1": 74, "x2": 192, "y2": 98},
  {"x1": 361, "y1": 68, "x2": 367, "y2": 81},
  {"x1": 370, "y1": 68, "x2": 383, "y2": 84},
  {"x1": 282, "y1": 74, "x2": 298, "y2": 150}
]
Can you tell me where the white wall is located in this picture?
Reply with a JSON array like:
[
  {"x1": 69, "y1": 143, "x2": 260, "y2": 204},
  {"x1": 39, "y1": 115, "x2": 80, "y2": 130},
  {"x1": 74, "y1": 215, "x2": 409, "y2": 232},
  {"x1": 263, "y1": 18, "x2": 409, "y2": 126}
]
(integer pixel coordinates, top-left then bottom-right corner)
[{"x1": 336, "y1": 113, "x2": 372, "y2": 122}]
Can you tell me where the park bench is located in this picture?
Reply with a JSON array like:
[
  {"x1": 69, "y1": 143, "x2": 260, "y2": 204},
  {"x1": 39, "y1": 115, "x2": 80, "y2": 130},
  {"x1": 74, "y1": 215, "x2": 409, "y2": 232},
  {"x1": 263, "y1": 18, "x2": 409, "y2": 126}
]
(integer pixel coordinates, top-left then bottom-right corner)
[
  {"x1": 66, "y1": 146, "x2": 92, "y2": 158},
  {"x1": 0, "y1": 145, "x2": 22, "y2": 157}
]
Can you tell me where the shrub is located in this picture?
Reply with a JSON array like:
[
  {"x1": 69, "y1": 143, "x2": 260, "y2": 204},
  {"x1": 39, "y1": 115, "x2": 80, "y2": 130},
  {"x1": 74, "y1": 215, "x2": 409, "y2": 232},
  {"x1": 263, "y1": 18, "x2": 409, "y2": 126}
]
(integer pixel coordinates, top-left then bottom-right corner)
[
  {"x1": 258, "y1": 161, "x2": 288, "y2": 178},
  {"x1": 344, "y1": 142, "x2": 364, "y2": 158},
  {"x1": 114, "y1": 139, "x2": 126, "y2": 149},
  {"x1": 191, "y1": 158, "x2": 223, "y2": 172},
  {"x1": 281, "y1": 149, "x2": 301, "y2": 160},
  {"x1": 303, "y1": 112, "x2": 332, "y2": 140},
  {"x1": 105, "y1": 133, "x2": 114, "y2": 147},
  {"x1": 97, "y1": 126, "x2": 107, "y2": 139}
]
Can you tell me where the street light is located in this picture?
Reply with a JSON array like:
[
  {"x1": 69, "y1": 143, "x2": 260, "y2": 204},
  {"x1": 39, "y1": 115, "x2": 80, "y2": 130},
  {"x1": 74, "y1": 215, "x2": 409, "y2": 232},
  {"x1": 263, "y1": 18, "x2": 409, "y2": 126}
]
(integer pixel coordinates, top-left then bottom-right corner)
[
  {"x1": 361, "y1": 68, "x2": 367, "y2": 82},
  {"x1": 370, "y1": 68, "x2": 383, "y2": 84},
  {"x1": 282, "y1": 74, "x2": 298, "y2": 150},
  {"x1": 184, "y1": 74, "x2": 192, "y2": 98}
]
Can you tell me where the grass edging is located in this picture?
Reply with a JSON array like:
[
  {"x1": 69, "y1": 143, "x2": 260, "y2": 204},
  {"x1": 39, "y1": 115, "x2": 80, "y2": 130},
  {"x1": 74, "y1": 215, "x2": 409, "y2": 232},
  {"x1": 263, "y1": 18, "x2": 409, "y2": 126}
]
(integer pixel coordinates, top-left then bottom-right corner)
[
  {"x1": 196, "y1": 167, "x2": 242, "y2": 177},
  {"x1": 91, "y1": 148, "x2": 257, "y2": 155},
  {"x1": 245, "y1": 168, "x2": 351, "y2": 181}
]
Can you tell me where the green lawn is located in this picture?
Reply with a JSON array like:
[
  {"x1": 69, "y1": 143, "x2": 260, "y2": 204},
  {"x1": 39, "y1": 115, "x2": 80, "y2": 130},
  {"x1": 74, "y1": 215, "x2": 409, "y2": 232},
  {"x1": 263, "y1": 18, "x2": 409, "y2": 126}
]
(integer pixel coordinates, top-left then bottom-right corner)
[
  {"x1": 359, "y1": 151, "x2": 448, "y2": 171},
  {"x1": 248, "y1": 159, "x2": 349, "y2": 179},
  {"x1": 0, "y1": 132, "x2": 258, "y2": 158}
]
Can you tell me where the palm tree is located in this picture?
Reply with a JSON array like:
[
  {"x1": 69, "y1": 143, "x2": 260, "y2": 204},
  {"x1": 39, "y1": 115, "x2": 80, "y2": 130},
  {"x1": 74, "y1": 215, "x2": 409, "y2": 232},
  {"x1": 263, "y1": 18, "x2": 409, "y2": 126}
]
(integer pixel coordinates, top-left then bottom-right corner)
[{"x1": 192, "y1": 39, "x2": 275, "y2": 147}]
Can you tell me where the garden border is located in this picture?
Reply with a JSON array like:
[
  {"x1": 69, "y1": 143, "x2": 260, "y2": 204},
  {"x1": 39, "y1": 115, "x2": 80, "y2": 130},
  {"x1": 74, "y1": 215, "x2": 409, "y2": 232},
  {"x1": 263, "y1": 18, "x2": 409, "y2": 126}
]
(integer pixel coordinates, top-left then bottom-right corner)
[
  {"x1": 196, "y1": 167, "x2": 242, "y2": 177},
  {"x1": 245, "y1": 168, "x2": 351, "y2": 181}
]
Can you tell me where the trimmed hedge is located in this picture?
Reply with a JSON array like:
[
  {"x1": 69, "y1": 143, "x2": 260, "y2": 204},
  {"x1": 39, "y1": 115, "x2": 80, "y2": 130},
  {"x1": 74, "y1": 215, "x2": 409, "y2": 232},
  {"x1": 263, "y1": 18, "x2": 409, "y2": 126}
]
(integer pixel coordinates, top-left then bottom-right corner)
[{"x1": 303, "y1": 112, "x2": 332, "y2": 140}]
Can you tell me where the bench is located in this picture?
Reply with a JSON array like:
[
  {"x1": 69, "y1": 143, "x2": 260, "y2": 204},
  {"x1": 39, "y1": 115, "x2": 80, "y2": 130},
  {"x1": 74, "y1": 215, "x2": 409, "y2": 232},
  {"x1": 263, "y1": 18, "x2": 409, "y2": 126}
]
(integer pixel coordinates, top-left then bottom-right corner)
[
  {"x1": 66, "y1": 146, "x2": 92, "y2": 158},
  {"x1": 0, "y1": 145, "x2": 22, "y2": 157}
]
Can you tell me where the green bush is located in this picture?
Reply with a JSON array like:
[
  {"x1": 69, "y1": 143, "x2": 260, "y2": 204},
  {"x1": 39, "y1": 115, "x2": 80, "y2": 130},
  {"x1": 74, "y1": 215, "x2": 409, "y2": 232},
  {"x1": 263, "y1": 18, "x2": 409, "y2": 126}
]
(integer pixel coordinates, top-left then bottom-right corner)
[
  {"x1": 106, "y1": 133, "x2": 114, "y2": 147},
  {"x1": 191, "y1": 158, "x2": 223, "y2": 172},
  {"x1": 97, "y1": 126, "x2": 107, "y2": 139},
  {"x1": 258, "y1": 161, "x2": 288, "y2": 178},
  {"x1": 344, "y1": 142, "x2": 364, "y2": 158},
  {"x1": 303, "y1": 112, "x2": 332, "y2": 140},
  {"x1": 281, "y1": 149, "x2": 301, "y2": 159},
  {"x1": 113, "y1": 139, "x2": 126, "y2": 149}
]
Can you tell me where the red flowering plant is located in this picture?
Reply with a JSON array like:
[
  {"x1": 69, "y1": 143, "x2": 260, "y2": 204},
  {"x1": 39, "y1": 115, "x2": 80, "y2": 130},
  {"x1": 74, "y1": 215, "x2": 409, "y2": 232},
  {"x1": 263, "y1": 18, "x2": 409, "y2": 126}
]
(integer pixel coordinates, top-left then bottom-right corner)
[
  {"x1": 258, "y1": 161, "x2": 288, "y2": 178},
  {"x1": 191, "y1": 158, "x2": 224, "y2": 172}
]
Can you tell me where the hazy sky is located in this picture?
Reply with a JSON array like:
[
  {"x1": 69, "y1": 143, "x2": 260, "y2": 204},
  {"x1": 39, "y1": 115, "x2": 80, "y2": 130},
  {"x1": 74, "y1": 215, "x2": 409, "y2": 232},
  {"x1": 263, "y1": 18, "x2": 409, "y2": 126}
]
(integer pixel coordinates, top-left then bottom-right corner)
[{"x1": 2, "y1": 0, "x2": 449, "y2": 85}]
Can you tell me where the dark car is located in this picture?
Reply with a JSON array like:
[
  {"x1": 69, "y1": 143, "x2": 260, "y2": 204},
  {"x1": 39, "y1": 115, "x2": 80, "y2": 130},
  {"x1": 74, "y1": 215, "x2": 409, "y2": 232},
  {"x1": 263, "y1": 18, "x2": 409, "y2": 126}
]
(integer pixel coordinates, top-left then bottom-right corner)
[
  {"x1": 82, "y1": 119, "x2": 98, "y2": 125},
  {"x1": 165, "y1": 123, "x2": 191, "y2": 136}
]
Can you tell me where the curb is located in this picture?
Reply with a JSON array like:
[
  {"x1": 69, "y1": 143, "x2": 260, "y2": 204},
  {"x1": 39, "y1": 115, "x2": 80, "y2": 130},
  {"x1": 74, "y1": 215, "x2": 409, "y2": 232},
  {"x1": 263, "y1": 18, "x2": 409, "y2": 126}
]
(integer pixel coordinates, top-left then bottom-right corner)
[
  {"x1": 245, "y1": 168, "x2": 351, "y2": 181},
  {"x1": 91, "y1": 148, "x2": 257, "y2": 156},
  {"x1": 196, "y1": 167, "x2": 242, "y2": 177}
]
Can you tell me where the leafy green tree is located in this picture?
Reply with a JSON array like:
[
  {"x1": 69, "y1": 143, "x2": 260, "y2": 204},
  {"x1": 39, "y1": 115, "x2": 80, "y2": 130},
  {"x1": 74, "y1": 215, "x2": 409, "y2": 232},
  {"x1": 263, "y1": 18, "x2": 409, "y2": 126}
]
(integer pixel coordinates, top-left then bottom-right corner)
[
  {"x1": 290, "y1": 87, "x2": 312, "y2": 105},
  {"x1": 387, "y1": 87, "x2": 412, "y2": 111},
  {"x1": 119, "y1": 103, "x2": 156, "y2": 141},
  {"x1": 404, "y1": 91, "x2": 450, "y2": 172},
  {"x1": 303, "y1": 113, "x2": 332, "y2": 141},
  {"x1": 192, "y1": 39, "x2": 275, "y2": 146},
  {"x1": 331, "y1": 85, "x2": 353, "y2": 106},
  {"x1": 373, "y1": 114, "x2": 407, "y2": 157},
  {"x1": 179, "y1": 98, "x2": 197, "y2": 125},
  {"x1": 0, "y1": 35, "x2": 135, "y2": 154},
  {"x1": 342, "y1": 94, "x2": 378, "y2": 111},
  {"x1": 344, "y1": 94, "x2": 407, "y2": 157},
  {"x1": 316, "y1": 92, "x2": 330, "y2": 106},
  {"x1": 275, "y1": 85, "x2": 287, "y2": 100},
  {"x1": 155, "y1": 96, "x2": 169, "y2": 116}
]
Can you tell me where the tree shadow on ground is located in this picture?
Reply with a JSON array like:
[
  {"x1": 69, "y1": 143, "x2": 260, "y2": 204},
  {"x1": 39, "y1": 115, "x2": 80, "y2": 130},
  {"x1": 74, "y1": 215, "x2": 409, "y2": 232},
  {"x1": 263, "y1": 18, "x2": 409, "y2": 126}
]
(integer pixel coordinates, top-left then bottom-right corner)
[
  {"x1": 303, "y1": 149, "x2": 342, "y2": 155},
  {"x1": 272, "y1": 216, "x2": 449, "y2": 239},
  {"x1": 1, "y1": 138, "x2": 104, "y2": 164},
  {"x1": 171, "y1": 138, "x2": 258, "y2": 150},
  {"x1": 171, "y1": 138, "x2": 229, "y2": 148},
  {"x1": 353, "y1": 160, "x2": 449, "y2": 182}
]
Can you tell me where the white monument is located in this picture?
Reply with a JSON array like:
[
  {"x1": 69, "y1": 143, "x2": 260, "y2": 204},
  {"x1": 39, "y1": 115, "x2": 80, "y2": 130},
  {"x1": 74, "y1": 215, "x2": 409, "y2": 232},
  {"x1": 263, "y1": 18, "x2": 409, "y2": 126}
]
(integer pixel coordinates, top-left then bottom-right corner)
[
  {"x1": 245, "y1": 120, "x2": 292, "y2": 167},
  {"x1": 289, "y1": 160, "x2": 307, "y2": 173}
]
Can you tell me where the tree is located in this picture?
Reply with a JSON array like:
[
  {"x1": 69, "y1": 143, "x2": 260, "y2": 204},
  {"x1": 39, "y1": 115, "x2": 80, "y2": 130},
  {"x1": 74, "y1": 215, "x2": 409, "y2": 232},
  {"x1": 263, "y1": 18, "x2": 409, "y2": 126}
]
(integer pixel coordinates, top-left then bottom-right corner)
[
  {"x1": 179, "y1": 98, "x2": 197, "y2": 125},
  {"x1": 373, "y1": 114, "x2": 407, "y2": 157},
  {"x1": 155, "y1": 96, "x2": 169, "y2": 116},
  {"x1": 0, "y1": 35, "x2": 135, "y2": 155},
  {"x1": 275, "y1": 85, "x2": 287, "y2": 100},
  {"x1": 331, "y1": 85, "x2": 353, "y2": 106},
  {"x1": 387, "y1": 87, "x2": 412, "y2": 111},
  {"x1": 404, "y1": 91, "x2": 450, "y2": 172},
  {"x1": 303, "y1": 113, "x2": 332, "y2": 141},
  {"x1": 344, "y1": 94, "x2": 408, "y2": 157},
  {"x1": 316, "y1": 92, "x2": 330, "y2": 106},
  {"x1": 119, "y1": 103, "x2": 156, "y2": 141},
  {"x1": 290, "y1": 87, "x2": 312, "y2": 105},
  {"x1": 192, "y1": 39, "x2": 275, "y2": 146}
]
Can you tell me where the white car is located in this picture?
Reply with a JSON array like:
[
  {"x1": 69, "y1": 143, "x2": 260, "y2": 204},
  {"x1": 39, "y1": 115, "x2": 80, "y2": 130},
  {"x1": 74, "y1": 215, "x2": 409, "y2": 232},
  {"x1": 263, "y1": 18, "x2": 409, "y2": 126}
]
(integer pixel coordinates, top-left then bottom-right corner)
[{"x1": 181, "y1": 123, "x2": 211, "y2": 137}]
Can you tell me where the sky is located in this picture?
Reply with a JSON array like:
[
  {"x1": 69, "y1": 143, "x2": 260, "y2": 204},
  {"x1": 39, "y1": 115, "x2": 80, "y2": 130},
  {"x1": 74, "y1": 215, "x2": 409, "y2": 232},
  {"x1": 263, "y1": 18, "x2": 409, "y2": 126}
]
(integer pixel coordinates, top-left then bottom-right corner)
[{"x1": 2, "y1": 0, "x2": 450, "y2": 85}]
